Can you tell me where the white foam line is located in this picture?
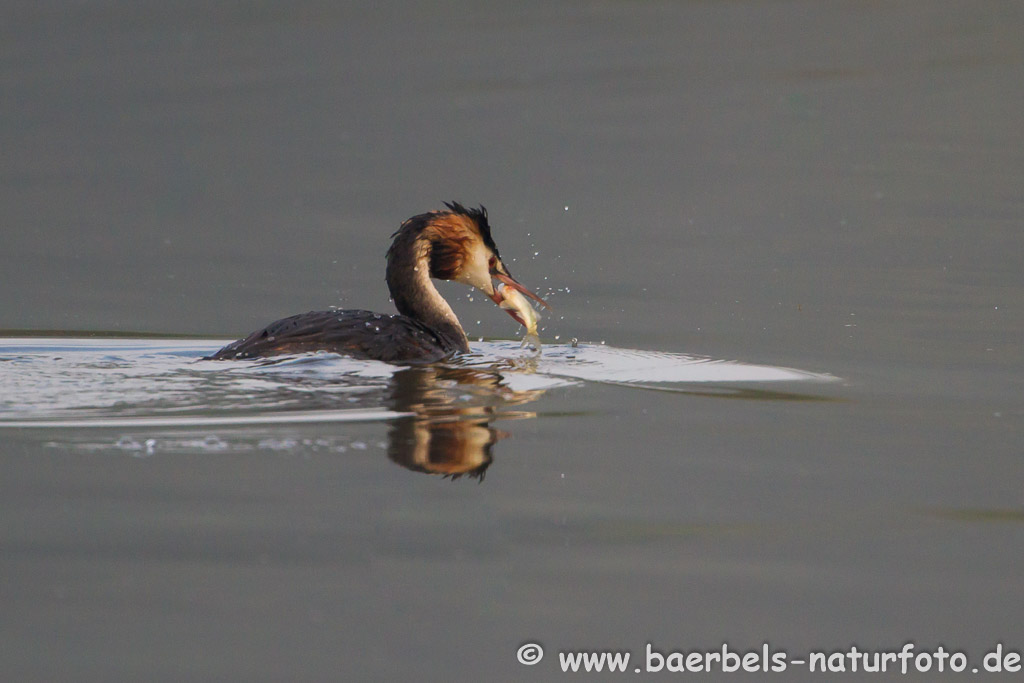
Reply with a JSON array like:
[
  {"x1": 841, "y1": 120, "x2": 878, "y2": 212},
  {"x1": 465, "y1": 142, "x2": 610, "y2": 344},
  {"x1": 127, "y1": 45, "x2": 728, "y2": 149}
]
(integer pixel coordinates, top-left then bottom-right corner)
[{"x1": 0, "y1": 409, "x2": 414, "y2": 429}]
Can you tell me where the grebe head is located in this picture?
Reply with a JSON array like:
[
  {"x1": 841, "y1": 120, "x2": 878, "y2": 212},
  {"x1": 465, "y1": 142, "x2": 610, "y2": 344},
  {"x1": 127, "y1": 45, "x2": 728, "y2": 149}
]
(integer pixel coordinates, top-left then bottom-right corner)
[{"x1": 388, "y1": 202, "x2": 549, "y2": 328}]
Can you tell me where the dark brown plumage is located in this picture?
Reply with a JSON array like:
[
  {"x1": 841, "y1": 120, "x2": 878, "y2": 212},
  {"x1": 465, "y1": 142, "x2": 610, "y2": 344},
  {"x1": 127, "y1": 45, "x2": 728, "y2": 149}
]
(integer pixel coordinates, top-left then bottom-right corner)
[{"x1": 208, "y1": 310, "x2": 458, "y2": 363}]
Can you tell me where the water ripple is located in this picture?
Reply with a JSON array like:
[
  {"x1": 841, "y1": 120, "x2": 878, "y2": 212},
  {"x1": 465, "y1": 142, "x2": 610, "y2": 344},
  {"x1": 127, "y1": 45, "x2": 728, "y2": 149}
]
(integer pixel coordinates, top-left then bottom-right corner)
[{"x1": 0, "y1": 336, "x2": 836, "y2": 427}]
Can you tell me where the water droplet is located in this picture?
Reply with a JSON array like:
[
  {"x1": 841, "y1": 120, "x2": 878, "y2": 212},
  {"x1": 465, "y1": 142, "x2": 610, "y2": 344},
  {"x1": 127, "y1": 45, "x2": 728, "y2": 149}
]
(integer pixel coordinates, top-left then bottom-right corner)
[
  {"x1": 115, "y1": 436, "x2": 141, "y2": 450},
  {"x1": 203, "y1": 435, "x2": 227, "y2": 450}
]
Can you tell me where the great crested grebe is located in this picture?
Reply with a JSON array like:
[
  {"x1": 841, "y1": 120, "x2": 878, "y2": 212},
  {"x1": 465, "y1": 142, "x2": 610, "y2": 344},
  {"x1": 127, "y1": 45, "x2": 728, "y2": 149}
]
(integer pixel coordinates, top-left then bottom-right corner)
[{"x1": 208, "y1": 202, "x2": 549, "y2": 363}]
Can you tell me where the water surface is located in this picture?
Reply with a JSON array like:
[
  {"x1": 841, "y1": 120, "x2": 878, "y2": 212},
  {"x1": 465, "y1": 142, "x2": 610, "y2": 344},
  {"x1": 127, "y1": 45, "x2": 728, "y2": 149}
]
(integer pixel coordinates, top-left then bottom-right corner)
[{"x1": 2, "y1": 1, "x2": 1023, "y2": 681}]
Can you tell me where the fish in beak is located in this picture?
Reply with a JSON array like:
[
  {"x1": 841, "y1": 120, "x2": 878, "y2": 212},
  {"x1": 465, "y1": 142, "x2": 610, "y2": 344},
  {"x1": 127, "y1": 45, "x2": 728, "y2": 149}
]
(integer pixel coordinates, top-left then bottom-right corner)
[{"x1": 487, "y1": 265, "x2": 550, "y2": 333}]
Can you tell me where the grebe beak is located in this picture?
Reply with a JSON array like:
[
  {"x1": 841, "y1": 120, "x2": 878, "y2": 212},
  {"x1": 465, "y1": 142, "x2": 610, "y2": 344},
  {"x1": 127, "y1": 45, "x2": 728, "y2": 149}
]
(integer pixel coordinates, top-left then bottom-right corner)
[
  {"x1": 487, "y1": 269, "x2": 550, "y2": 328},
  {"x1": 493, "y1": 272, "x2": 550, "y2": 310}
]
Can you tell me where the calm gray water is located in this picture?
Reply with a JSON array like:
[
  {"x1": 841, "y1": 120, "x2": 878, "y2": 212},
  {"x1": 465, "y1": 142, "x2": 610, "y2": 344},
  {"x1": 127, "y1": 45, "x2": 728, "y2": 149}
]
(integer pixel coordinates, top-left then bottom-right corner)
[{"x1": 2, "y1": 1, "x2": 1023, "y2": 680}]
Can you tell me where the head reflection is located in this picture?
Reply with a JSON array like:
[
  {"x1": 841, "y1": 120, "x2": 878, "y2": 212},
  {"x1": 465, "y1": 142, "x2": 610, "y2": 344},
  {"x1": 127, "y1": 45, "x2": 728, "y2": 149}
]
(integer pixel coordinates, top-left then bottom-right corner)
[{"x1": 385, "y1": 366, "x2": 542, "y2": 480}]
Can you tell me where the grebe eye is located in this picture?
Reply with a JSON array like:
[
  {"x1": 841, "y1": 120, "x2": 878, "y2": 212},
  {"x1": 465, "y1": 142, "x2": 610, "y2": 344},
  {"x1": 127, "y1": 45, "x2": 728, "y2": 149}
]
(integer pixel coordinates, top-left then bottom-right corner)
[{"x1": 488, "y1": 256, "x2": 497, "y2": 269}]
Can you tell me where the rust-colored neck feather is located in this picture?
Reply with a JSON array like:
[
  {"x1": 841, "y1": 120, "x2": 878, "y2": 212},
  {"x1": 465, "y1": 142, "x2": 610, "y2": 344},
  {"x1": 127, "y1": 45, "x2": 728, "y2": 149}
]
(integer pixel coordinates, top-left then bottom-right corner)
[{"x1": 386, "y1": 215, "x2": 470, "y2": 353}]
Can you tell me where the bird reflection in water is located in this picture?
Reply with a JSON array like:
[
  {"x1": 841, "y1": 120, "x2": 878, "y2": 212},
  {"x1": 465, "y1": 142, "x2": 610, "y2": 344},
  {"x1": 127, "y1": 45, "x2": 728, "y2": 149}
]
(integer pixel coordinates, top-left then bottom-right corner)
[{"x1": 384, "y1": 363, "x2": 543, "y2": 480}]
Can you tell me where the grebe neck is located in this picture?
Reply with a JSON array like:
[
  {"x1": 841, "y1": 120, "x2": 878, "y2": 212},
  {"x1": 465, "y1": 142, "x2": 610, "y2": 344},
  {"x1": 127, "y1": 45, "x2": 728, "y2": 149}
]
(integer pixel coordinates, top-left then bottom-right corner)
[{"x1": 386, "y1": 238, "x2": 470, "y2": 353}]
